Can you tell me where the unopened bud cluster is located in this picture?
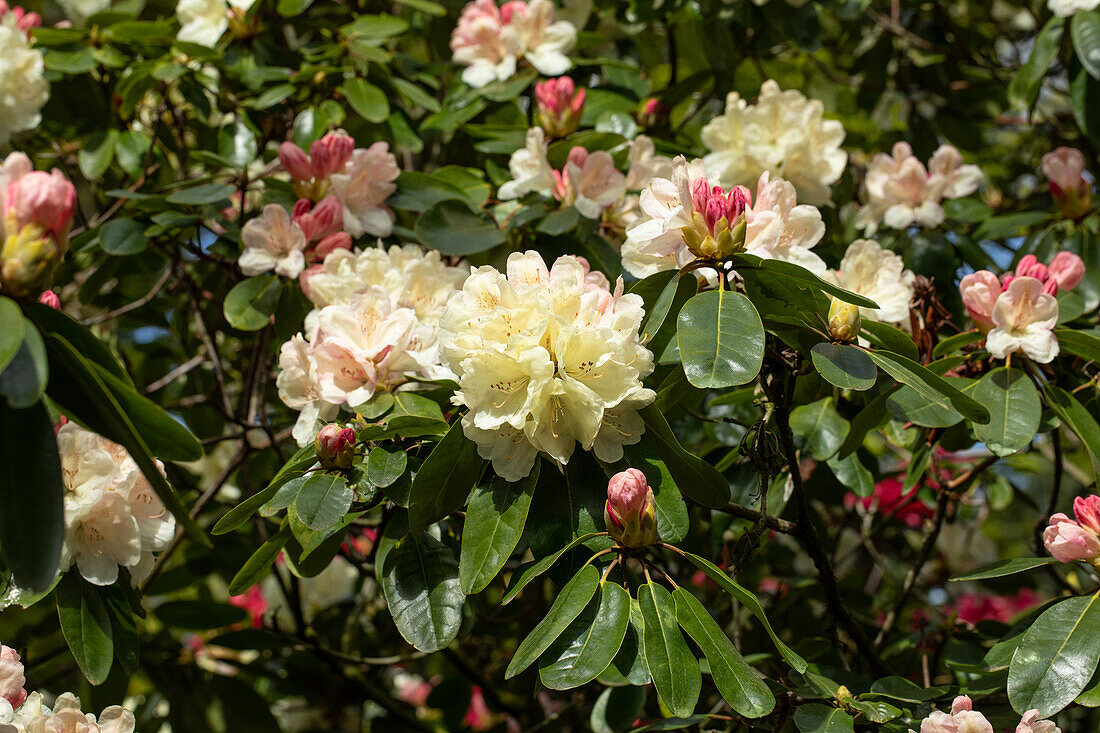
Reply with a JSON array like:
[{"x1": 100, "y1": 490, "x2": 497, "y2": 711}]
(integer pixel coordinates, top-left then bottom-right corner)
[
  {"x1": 681, "y1": 178, "x2": 749, "y2": 261},
  {"x1": 604, "y1": 468, "x2": 657, "y2": 548},
  {"x1": 315, "y1": 423, "x2": 356, "y2": 470}
]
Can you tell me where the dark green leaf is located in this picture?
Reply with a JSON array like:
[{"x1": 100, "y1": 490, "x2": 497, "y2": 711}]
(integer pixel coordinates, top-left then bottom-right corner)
[
  {"x1": 0, "y1": 296, "x2": 25, "y2": 375},
  {"x1": 638, "y1": 581, "x2": 700, "y2": 718},
  {"x1": 56, "y1": 573, "x2": 114, "y2": 685},
  {"x1": 0, "y1": 321, "x2": 47, "y2": 408},
  {"x1": 793, "y1": 704, "x2": 855, "y2": 733},
  {"x1": 1073, "y1": 11, "x2": 1100, "y2": 80},
  {"x1": 292, "y1": 473, "x2": 353, "y2": 531},
  {"x1": 1042, "y1": 383, "x2": 1100, "y2": 476},
  {"x1": 539, "y1": 581, "x2": 631, "y2": 690},
  {"x1": 407, "y1": 418, "x2": 485, "y2": 533},
  {"x1": 950, "y1": 557, "x2": 1061, "y2": 582},
  {"x1": 165, "y1": 183, "x2": 236, "y2": 206},
  {"x1": 790, "y1": 397, "x2": 849, "y2": 461},
  {"x1": 640, "y1": 406, "x2": 729, "y2": 508},
  {"x1": 460, "y1": 466, "x2": 538, "y2": 595},
  {"x1": 224, "y1": 275, "x2": 281, "y2": 331},
  {"x1": 501, "y1": 533, "x2": 600, "y2": 605},
  {"x1": 99, "y1": 218, "x2": 148, "y2": 255},
  {"x1": 866, "y1": 349, "x2": 989, "y2": 424},
  {"x1": 415, "y1": 201, "x2": 507, "y2": 256},
  {"x1": 342, "y1": 79, "x2": 390, "y2": 123},
  {"x1": 506, "y1": 564, "x2": 600, "y2": 678},
  {"x1": 228, "y1": 525, "x2": 291, "y2": 595},
  {"x1": 156, "y1": 600, "x2": 248, "y2": 630},
  {"x1": 676, "y1": 290, "x2": 764, "y2": 389},
  {"x1": 381, "y1": 531, "x2": 464, "y2": 653},
  {"x1": 973, "y1": 368, "x2": 1041, "y2": 456},
  {"x1": 810, "y1": 343, "x2": 876, "y2": 391}
]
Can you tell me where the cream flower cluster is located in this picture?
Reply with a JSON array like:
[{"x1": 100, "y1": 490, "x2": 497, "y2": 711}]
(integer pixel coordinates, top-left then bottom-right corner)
[
  {"x1": 0, "y1": 646, "x2": 136, "y2": 733},
  {"x1": 278, "y1": 244, "x2": 468, "y2": 445},
  {"x1": 0, "y1": 7, "x2": 47, "y2": 146},
  {"x1": 823, "y1": 239, "x2": 915, "y2": 327},
  {"x1": 57, "y1": 421, "x2": 176, "y2": 587},
  {"x1": 857, "y1": 142, "x2": 982, "y2": 234},
  {"x1": 175, "y1": 0, "x2": 254, "y2": 47},
  {"x1": 438, "y1": 251, "x2": 655, "y2": 481},
  {"x1": 621, "y1": 156, "x2": 826, "y2": 278},
  {"x1": 700, "y1": 80, "x2": 846, "y2": 206},
  {"x1": 450, "y1": 0, "x2": 576, "y2": 88},
  {"x1": 1048, "y1": 0, "x2": 1099, "y2": 16},
  {"x1": 909, "y1": 695, "x2": 1057, "y2": 733}
]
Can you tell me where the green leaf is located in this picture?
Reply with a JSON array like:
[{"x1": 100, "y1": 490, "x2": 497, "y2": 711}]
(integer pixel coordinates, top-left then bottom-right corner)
[
  {"x1": 91, "y1": 364, "x2": 203, "y2": 462},
  {"x1": 679, "y1": 549, "x2": 807, "y2": 672},
  {"x1": 381, "y1": 531, "x2": 465, "y2": 653},
  {"x1": 638, "y1": 581, "x2": 701, "y2": 718},
  {"x1": 506, "y1": 564, "x2": 601, "y2": 678},
  {"x1": 165, "y1": 183, "x2": 236, "y2": 206},
  {"x1": 793, "y1": 703, "x2": 855, "y2": 733},
  {"x1": 366, "y1": 447, "x2": 407, "y2": 488},
  {"x1": 590, "y1": 686, "x2": 646, "y2": 733},
  {"x1": 674, "y1": 588, "x2": 775, "y2": 718},
  {"x1": 974, "y1": 212, "x2": 1052, "y2": 242},
  {"x1": 733, "y1": 255, "x2": 879, "y2": 309},
  {"x1": 972, "y1": 368, "x2": 1041, "y2": 456},
  {"x1": 213, "y1": 484, "x2": 280, "y2": 535},
  {"x1": 1073, "y1": 11, "x2": 1100, "y2": 80},
  {"x1": 860, "y1": 320, "x2": 919, "y2": 362},
  {"x1": 639, "y1": 406, "x2": 729, "y2": 508},
  {"x1": 1009, "y1": 593, "x2": 1100, "y2": 718},
  {"x1": 56, "y1": 574, "x2": 114, "y2": 685},
  {"x1": 224, "y1": 275, "x2": 281, "y2": 331},
  {"x1": 790, "y1": 397, "x2": 849, "y2": 461},
  {"x1": 78, "y1": 130, "x2": 118, "y2": 180},
  {"x1": 1009, "y1": 16, "x2": 1064, "y2": 111},
  {"x1": 1041, "y1": 383, "x2": 1100, "y2": 477},
  {"x1": 538, "y1": 581, "x2": 631, "y2": 690},
  {"x1": 866, "y1": 349, "x2": 989, "y2": 424},
  {"x1": 415, "y1": 201, "x2": 507, "y2": 256},
  {"x1": 676, "y1": 290, "x2": 764, "y2": 389},
  {"x1": 460, "y1": 466, "x2": 538, "y2": 595},
  {"x1": 292, "y1": 473, "x2": 353, "y2": 531},
  {"x1": 949, "y1": 557, "x2": 1062, "y2": 582},
  {"x1": 101, "y1": 585, "x2": 138, "y2": 674},
  {"x1": 621, "y1": 443, "x2": 689, "y2": 543},
  {"x1": 98, "y1": 217, "x2": 149, "y2": 256},
  {"x1": 810, "y1": 343, "x2": 876, "y2": 391},
  {"x1": 0, "y1": 320, "x2": 47, "y2": 409},
  {"x1": 342, "y1": 14, "x2": 409, "y2": 38},
  {"x1": 407, "y1": 418, "x2": 485, "y2": 534},
  {"x1": 24, "y1": 303, "x2": 128, "y2": 382},
  {"x1": 342, "y1": 78, "x2": 390, "y2": 123},
  {"x1": 277, "y1": 0, "x2": 315, "y2": 15},
  {"x1": 826, "y1": 453, "x2": 874, "y2": 497},
  {"x1": 228, "y1": 525, "x2": 291, "y2": 595},
  {"x1": 932, "y1": 330, "x2": 984, "y2": 358},
  {"x1": 1056, "y1": 328, "x2": 1100, "y2": 362},
  {"x1": 0, "y1": 296, "x2": 25, "y2": 375},
  {"x1": 869, "y1": 676, "x2": 949, "y2": 702},
  {"x1": 0, "y1": 401, "x2": 64, "y2": 591},
  {"x1": 885, "y1": 382, "x2": 966, "y2": 428},
  {"x1": 156, "y1": 600, "x2": 248, "y2": 630},
  {"x1": 501, "y1": 532, "x2": 600, "y2": 605}
]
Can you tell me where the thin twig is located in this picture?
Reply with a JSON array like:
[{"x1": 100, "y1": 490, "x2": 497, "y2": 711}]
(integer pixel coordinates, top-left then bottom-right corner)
[{"x1": 82, "y1": 267, "x2": 172, "y2": 326}]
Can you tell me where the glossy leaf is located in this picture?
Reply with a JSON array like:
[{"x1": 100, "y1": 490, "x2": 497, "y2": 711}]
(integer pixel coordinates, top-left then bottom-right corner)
[
  {"x1": 0, "y1": 321, "x2": 48, "y2": 408},
  {"x1": 674, "y1": 588, "x2": 775, "y2": 718},
  {"x1": 224, "y1": 275, "x2": 281, "y2": 331},
  {"x1": 949, "y1": 557, "x2": 1061, "y2": 582},
  {"x1": 1073, "y1": 10, "x2": 1100, "y2": 80},
  {"x1": 501, "y1": 532, "x2": 600, "y2": 605},
  {"x1": 415, "y1": 200, "x2": 507, "y2": 256},
  {"x1": 866, "y1": 349, "x2": 989, "y2": 424},
  {"x1": 538, "y1": 581, "x2": 631, "y2": 690},
  {"x1": 638, "y1": 581, "x2": 701, "y2": 718},
  {"x1": 0, "y1": 400, "x2": 64, "y2": 591},
  {"x1": 1042, "y1": 383, "x2": 1100, "y2": 476},
  {"x1": 57, "y1": 573, "x2": 114, "y2": 685},
  {"x1": 793, "y1": 704, "x2": 855, "y2": 733},
  {"x1": 505, "y1": 564, "x2": 600, "y2": 678},
  {"x1": 810, "y1": 342, "x2": 876, "y2": 391},
  {"x1": 381, "y1": 531, "x2": 464, "y2": 653},
  {"x1": 407, "y1": 418, "x2": 485, "y2": 533},
  {"x1": 1008, "y1": 593, "x2": 1100, "y2": 717},
  {"x1": 460, "y1": 465, "x2": 538, "y2": 595},
  {"x1": 676, "y1": 289, "x2": 764, "y2": 389},
  {"x1": 292, "y1": 473, "x2": 353, "y2": 531},
  {"x1": 790, "y1": 397, "x2": 849, "y2": 461},
  {"x1": 228, "y1": 525, "x2": 291, "y2": 595},
  {"x1": 0, "y1": 296, "x2": 25, "y2": 376},
  {"x1": 972, "y1": 368, "x2": 1041, "y2": 456}
]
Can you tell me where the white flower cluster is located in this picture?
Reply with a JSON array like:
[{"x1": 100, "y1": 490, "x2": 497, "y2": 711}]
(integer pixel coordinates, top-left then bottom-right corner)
[
  {"x1": 1048, "y1": 0, "x2": 1098, "y2": 16},
  {"x1": 823, "y1": 239, "x2": 915, "y2": 328},
  {"x1": 438, "y1": 251, "x2": 655, "y2": 481},
  {"x1": 450, "y1": 0, "x2": 576, "y2": 88},
  {"x1": 701, "y1": 80, "x2": 847, "y2": 206},
  {"x1": 856, "y1": 142, "x2": 982, "y2": 234},
  {"x1": 622, "y1": 156, "x2": 827, "y2": 278},
  {"x1": 57, "y1": 421, "x2": 176, "y2": 587},
  {"x1": 278, "y1": 244, "x2": 469, "y2": 445},
  {"x1": 0, "y1": 10, "x2": 47, "y2": 146},
  {"x1": 0, "y1": 644, "x2": 136, "y2": 733}
]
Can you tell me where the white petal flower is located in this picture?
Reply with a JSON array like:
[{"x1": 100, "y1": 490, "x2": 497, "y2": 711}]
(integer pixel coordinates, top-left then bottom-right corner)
[
  {"x1": 440, "y1": 251, "x2": 654, "y2": 479},
  {"x1": 986, "y1": 277, "x2": 1060, "y2": 363},
  {"x1": 57, "y1": 0, "x2": 112, "y2": 23},
  {"x1": 510, "y1": 0, "x2": 576, "y2": 76},
  {"x1": 328, "y1": 142, "x2": 399, "y2": 238},
  {"x1": 176, "y1": 0, "x2": 229, "y2": 47},
  {"x1": 239, "y1": 204, "x2": 308, "y2": 278},
  {"x1": 822, "y1": 239, "x2": 915, "y2": 325},
  {"x1": 1048, "y1": 0, "x2": 1099, "y2": 16},
  {"x1": 701, "y1": 80, "x2": 846, "y2": 205},
  {"x1": 565, "y1": 150, "x2": 628, "y2": 219},
  {"x1": 0, "y1": 15, "x2": 48, "y2": 146},
  {"x1": 498, "y1": 127, "x2": 556, "y2": 200},
  {"x1": 625, "y1": 135, "x2": 674, "y2": 190}
]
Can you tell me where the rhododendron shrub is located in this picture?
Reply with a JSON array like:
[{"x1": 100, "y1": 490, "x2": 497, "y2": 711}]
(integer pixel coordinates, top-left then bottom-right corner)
[{"x1": 5, "y1": 0, "x2": 1100, "y2": 731}]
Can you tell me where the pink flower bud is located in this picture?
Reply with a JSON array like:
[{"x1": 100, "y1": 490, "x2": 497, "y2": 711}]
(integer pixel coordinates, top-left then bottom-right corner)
[
  {"x1": 566, "y1": 146, "x2": 588, "y2": 169},
  {"x1": 0, "y1": 644, "x2": 26, "y2": 712},
  {"x1": 1075, "y1": 495, "x2": 1100, "y2": 535},
  {"x1": 950, "y1": 696, "x2": 973, "y2": 714},
  {"x1": 312, "y1": 232, "x2": 352, "y2": 260},
  {"x1": 6, "y1": 170, "x2": 76, "y2": 242},
  {"x1": 959, "y1": 270, "x2": 1002, "y2": 332},
  {"x1": 536, "y1": 77, "x2": 586, "y2": 138},
  {"x1": 279, "y1": 142, "x2": 314, "y2": 182},
  {"x1": 1043, "y1": 513, "x2": 1100, "y2": 563},
  {"x1": 1017, "y1": 710, "x2": 1060, "y2": 733},
  {"x1": 309, "y1": 133, "x2": 355, "y2": 180},
  {"x1": 1042, "y1": 147, "x2": 1091, "y2": 219},
  {"x1": 37, "y1": 290, "x2": 59, "y2": 309},
  {"x1": 1049, "y1": 251, "x2": 1085, "y2": 291},
  {"x1": 315, "y1": 423, "x2": 356, "y2": 470},
  {"x1": 500, "y1": 0, "x2": 526, "y2": 24},
  {"x1": 726, "y1": 185, "x2": 751, "y2": 221},
  {"x1": 293, "y1": 195, "x2": 343, "y2": 242},
  {"x1": 604, "y1": 468, "x2": 657, "y2": 548},
  {"x1": 1041, "y1": 278, "x2": 1058, "y2": 297}
]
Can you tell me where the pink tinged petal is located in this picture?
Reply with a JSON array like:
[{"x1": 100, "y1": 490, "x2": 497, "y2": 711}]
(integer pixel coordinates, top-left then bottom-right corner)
[
  {"x1": 1075, "y1": 495, "x2": 1100, "y2": 535},
  {"x1": 1049, "y1": 251, "x2": 1085, "y2": 291}
]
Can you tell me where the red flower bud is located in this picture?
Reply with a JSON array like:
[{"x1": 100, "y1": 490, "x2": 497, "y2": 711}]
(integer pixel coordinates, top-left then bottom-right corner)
[{"x1": 315, "y1": 424, "x2": 356, "y2": 470}]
